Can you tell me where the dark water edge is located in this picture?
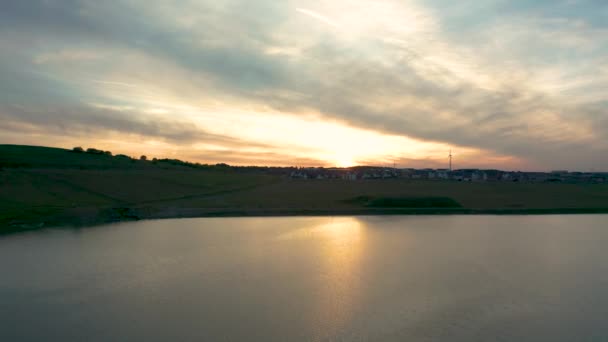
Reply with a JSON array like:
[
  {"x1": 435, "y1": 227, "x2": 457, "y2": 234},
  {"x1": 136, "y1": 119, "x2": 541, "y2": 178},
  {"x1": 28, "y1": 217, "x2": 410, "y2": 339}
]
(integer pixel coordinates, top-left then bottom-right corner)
[{"x1": 4, "y1": 206, "x2": 608, "y2": 235}]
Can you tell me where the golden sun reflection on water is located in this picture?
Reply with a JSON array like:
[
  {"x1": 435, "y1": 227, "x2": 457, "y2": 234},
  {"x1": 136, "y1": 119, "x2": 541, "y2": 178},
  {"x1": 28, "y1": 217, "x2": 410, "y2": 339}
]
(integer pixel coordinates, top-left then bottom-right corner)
[
  {"x1": 294, "y1": 217, "x2": 367, "y2": 340},
  {"x1": 317, "y1": 218, "x2": 364, "y2": 333}
]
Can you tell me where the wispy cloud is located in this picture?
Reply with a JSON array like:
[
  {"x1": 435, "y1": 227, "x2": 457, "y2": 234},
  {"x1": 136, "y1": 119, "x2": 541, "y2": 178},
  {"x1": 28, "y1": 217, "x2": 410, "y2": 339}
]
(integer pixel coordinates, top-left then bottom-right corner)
[
  {"x1": 0, "y1": 0, "x2": 607, "y2": 170},
  {"x1": 296, "y1": 8, "x2": 340, "y2": 28}
]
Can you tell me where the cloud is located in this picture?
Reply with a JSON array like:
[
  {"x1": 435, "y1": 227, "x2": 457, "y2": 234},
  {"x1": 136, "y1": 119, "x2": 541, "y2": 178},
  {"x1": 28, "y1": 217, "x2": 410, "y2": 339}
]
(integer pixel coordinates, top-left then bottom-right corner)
[
  {"x1": 0, "y1": 103, "x2": 270, "y2": 149},
  {"x1": 0, "y1": 0, "x2": 607, "y2": 170}
]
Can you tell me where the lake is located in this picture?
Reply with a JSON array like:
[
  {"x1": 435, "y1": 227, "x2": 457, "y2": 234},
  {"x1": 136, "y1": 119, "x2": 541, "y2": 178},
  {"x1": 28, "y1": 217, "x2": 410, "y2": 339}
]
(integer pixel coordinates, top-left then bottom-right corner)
[{"x1": 2, "y1": 215, "x2": 608, "y2": 341}]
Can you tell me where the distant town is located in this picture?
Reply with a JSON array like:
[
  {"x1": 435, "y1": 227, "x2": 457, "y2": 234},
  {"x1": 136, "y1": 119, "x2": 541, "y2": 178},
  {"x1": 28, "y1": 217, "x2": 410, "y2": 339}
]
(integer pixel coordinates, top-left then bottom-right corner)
[
  {"x1": 286, "y1": 166, "x2": 608, "y2": 183},
  {"x1": 69, "y1": 146, "x2": 608, "y2": 184}
]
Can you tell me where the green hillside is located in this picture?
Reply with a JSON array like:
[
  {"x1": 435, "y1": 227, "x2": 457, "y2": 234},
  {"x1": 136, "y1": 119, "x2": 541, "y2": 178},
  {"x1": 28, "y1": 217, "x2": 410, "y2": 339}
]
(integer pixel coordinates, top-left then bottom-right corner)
[
  {"x1": 0, "y1": 144, "x2": 196, "y2": 169},
  {"x1": 0, "y1": 145, "x2": 279, "y2": 231}
]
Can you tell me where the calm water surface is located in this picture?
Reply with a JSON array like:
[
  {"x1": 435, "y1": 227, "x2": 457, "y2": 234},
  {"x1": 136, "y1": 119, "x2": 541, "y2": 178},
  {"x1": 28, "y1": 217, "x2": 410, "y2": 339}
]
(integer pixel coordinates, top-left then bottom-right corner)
[{"x1": 2, "y1": 215, "x2": 608, "y2": 341}]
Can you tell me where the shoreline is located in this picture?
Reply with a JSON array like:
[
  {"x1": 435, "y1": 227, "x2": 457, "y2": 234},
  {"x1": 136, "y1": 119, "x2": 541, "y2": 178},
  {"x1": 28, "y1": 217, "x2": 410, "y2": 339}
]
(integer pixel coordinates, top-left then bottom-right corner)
[{"x1": 4, "y1": 206, "x2": 608, "y2": 235}]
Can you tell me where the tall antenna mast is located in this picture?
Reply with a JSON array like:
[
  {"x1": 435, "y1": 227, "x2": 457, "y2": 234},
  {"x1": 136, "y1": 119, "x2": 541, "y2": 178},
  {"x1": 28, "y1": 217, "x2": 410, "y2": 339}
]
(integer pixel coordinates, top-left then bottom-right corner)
[{"x1": 449, "y1": 149, "x2": 453, "y2": 171}]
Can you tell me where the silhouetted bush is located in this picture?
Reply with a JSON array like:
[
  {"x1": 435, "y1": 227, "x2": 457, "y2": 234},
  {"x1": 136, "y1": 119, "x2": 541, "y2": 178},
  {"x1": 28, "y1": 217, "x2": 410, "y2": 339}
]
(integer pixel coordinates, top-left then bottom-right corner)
[
  {"x1": 72, "y1": 146, "x2": 84, "y2": 153},
  {"x1": 82, "y1": 148, "x2": 112, "y2": 156},
  {"x1": 140, "y1": 155, "x2": 147, "y2": 161},
  {"x1": 155, "y1": 158, "x2": 200, "y2": 168},
  {"x1": 86, "y1": 148, "x2": 105, "y2": 155}
]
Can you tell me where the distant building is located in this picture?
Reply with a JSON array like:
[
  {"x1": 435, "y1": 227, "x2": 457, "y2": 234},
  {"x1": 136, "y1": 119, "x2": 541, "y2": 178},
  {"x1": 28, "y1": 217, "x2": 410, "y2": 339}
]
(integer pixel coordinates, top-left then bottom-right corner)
[
  {"x1": 471, "y1": 171, "x2": 487, "y2": 181},
  {"x1": 340, "y1": 173, "x2": 351, "y2": 180},
  {"x1": 436, "y1": 169, "x2": 449, "y2": 179}
]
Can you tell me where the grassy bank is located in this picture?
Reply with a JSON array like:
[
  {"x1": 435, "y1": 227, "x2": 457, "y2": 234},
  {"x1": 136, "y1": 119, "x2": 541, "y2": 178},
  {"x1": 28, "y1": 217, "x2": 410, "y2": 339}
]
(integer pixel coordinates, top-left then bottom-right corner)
[{"x1": 2, "y1": 145, "x2": 608, "y2": 233}]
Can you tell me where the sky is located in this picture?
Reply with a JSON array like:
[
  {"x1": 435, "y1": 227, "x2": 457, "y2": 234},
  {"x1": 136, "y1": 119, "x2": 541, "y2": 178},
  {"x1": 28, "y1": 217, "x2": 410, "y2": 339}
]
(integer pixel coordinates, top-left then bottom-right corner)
[{"x1": 1, "y1": 0, "x2": 607, "y2": 170}]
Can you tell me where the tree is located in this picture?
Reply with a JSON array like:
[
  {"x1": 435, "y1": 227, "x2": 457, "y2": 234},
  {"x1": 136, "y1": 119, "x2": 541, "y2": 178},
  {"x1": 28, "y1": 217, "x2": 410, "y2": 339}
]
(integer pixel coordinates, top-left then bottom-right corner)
[
  {"x1": 140, "y1": 155, "x2": 147, "y2": 161},
  {"x1": 72, "y1": 146, "x2": 84, "y2": 153}
]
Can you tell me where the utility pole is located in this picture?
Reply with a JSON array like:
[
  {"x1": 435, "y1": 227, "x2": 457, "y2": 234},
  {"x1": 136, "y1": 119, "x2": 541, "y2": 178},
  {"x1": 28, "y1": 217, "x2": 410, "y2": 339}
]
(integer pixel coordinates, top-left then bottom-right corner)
[{"x1": 449, "y1": 150, "x2": 453, "y2": 171}]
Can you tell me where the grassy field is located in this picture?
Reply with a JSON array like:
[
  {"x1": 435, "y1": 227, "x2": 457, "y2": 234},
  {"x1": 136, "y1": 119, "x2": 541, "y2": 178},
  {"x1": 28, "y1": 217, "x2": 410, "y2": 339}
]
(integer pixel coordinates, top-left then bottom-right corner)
[{"x1": 2, "y1": 144, "x2": 608, "y2": 232}]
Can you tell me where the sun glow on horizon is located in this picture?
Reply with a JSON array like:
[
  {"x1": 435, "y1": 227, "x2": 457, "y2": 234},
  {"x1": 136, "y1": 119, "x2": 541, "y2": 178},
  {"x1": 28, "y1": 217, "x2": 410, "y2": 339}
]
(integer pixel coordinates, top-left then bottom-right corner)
[
  {"x1": 77, "y1": 81, "x2": 484, "y2": 167},
  {"x1": 332, "y1": 155, "x2": 357, "y2": 168}
]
